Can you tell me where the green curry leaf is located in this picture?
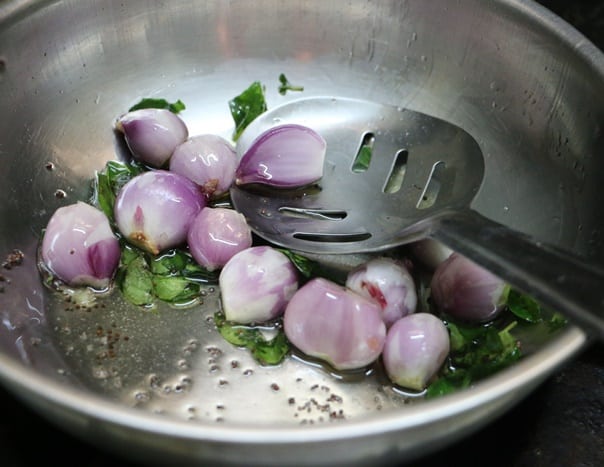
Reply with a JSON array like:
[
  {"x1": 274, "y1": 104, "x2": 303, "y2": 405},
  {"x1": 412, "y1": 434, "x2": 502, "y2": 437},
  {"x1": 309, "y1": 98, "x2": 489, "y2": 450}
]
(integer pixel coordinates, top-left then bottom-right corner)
[
  {"x1": 116, "y1": 244, "x2": 218, "y2": 308},
  {"x1": 426, "y1": 320, "x2": 522, "y2": 398},
  {"x1": 278, "y1": 73, "x2": 304, "y2": 95},
  {"x1": 506, "y1": 288, "x2": 543, "y2": 323},
  {"x1": 120, "y1": 255, "x2": 154, "y2": 306},
  {"x1": 92, "y1": 160, "x2": 145, "y2": 220},
  {"x1": 277, "y1": 249, "x2": 317, "y2": 279},
  {"x1": 547, "y1": 312, "x2": 568, "y2": 333},
  {"x1": 152, "y1": 275, "x2": 199, "y2": 303},
  {"x1": 128, "y1": 98, "x2": 186, "y2": 114},
  {"x1": 351, "y1": 144, "x2": 373, "y2": 172},
  {"x1": 214, "y1": 312, "x2": 290, "y2": 365},
  {"x1": 250, "y1": 331, "x2": 290, "y2": 366},
  {"x1": 229, "y1": 81, "x2": 267, "y2": 141}
]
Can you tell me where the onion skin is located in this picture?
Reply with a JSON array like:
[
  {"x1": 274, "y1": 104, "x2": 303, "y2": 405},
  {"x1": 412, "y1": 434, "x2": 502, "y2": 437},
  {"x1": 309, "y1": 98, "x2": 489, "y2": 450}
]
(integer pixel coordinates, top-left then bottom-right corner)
[
  {"x1": 382, "y1": 313, "x2": 450, "y2": 391},
  {"x1": 41, "y1": 201, "x2": 120, "y2": 289},
  {"x1": 284, "y1": 278, "x2": 386, "y2": 370},
  {"x1": 430, "y1": 252, "x2": 508, "y2": 322},
  {"x1": 170, "y1": 134, "x2": 237, "y2": 198},
  {"x1": 116, "y1": 108, "x2": 188, "y2": 167},
  {"x1": 346, "y1": 257, "x2": 417, "y2": 328},
  {"x1": 219, "y1": 246, "x2": 298, "y2": 324},
  {"x1": 187, "y1": 207, "x2": 252, "y2": 271},
  {"x1": 236, "y1": 124, "x2": 326, "y2": 187},
  {"x1": 114, "y1": 170, "x2": 206, "y2": 255}
]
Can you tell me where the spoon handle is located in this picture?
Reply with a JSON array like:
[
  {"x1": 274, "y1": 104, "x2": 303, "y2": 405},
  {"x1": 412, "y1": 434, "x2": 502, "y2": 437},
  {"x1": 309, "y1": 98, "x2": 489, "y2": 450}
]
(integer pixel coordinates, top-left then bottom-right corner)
[{"x1": 432, "y1": 210, "x2": 604, "y2": 340}]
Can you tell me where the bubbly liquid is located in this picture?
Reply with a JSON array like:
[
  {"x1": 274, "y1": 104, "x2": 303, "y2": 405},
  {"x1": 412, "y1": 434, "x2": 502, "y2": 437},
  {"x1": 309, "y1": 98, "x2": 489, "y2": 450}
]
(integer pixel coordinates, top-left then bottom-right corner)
[{"x1": 45, "y1": 271, "x2": 418, "y2": 426}]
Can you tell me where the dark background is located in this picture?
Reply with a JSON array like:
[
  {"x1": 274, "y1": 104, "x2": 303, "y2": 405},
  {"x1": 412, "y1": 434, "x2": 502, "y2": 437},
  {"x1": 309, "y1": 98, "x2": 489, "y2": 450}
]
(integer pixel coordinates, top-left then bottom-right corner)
[{"x1": 2, "y1": 1, "x2": 603, "y2": 466}]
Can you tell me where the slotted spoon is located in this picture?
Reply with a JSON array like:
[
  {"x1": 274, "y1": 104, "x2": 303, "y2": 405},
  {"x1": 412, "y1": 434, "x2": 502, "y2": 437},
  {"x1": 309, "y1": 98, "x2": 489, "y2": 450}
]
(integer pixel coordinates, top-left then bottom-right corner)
[{"x1": 230, "y1": 97, "x2": 604, "y2": 339}]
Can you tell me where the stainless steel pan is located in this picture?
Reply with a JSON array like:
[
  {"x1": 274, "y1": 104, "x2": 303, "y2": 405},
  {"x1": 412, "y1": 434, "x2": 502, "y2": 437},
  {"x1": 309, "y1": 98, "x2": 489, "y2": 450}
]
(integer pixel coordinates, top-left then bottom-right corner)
[{"x1": 0, "y1": 1, "x2": 601, "y2": 465}]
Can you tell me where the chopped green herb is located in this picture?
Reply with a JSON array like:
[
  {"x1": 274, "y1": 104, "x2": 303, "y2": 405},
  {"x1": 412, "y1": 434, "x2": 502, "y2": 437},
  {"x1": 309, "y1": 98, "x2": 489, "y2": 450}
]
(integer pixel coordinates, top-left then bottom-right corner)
[
  {"x1": 351, "y1": 144, "x2": 373, "y2": 172},
  {"x1": 506, "y1": 288, "x2": 543, "y2": 323},
  {"x1": 277, "y1": 249, "x2": 318, "y2": 279},
  {"x1": 426, "y1": 320, "x2": 522, "y2": 398},
  {"x1": 119, "y1": 242, "x2": 141, "y2": 266},
  {"x1": 151, "y1": 249, "x2": 219, "y2": 283},
  {"x1": 116, "y1": 244, "x2": 218, "y2": 308},
  {"x1": 351, "y1": 133, "x2": 375, "y2": 173},
  {"x1": 425, "y1": 370, "x2": 471, "y2": 398},
  {"x1": 120, "y1": 255, "x2": 154, "y2": 306},
  {"x1": 547, "y1": 312, "x2": 568, "y2": 333},
  {"x1": 152, "y1": 275, "x2": 199, "y2": 303},
  {"x1": 276, "y1": 248, "x2": 348, "y2": 285},
  {"x1": 250, "y1": 331, "x2": 289, "y2": 365},
  {"x1": 150, "y1": 250, "x2": 191, "y2": 275},
  {"x1": 446, "y1": 319, "x2": 467, "y2": 351},
  {"x1": 278, "y1": 73, "x2": 304, "y2": 95},
  {"x1": 214, "y1": 312, "x2": 290, "y2": 365},
  {"x1": 92, "y1": 160, "x2": 145, "y2": 220},
  {"x1": 128, "y1": 98, "x2": 186, "y2": 114},
  {"x1": 229, "y1": 81, "x2": 267, "y2": 141}
]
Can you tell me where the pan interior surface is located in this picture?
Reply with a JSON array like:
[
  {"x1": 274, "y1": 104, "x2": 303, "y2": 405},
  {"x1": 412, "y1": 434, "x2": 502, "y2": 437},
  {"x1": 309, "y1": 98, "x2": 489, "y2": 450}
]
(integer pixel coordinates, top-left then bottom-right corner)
[{"x1": 0, "y1": 0, "x2": 601, "y2": 465}]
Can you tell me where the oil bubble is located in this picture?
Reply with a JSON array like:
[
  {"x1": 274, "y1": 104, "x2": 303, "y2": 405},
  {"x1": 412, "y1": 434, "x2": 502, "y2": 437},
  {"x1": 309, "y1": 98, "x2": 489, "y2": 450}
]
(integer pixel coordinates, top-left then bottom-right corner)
[
  {"x1": 92, "y1": 366, "x2": 109, "y2": 379},
  {"x1": 176, "y1": 359, "x2": 189, "y2": 370},
  {"x1": 148, "y1": 373, "x2": 162, "y2": 389},
  {"x1": 205, "y1": 345, "x2": 222, "y2": 357},
  {"x1": 181, "y1": 375, "x2": 192, "y2": 384},
  {"x1": 134, "y1": 391, "x2": 150, "y2": 403}
]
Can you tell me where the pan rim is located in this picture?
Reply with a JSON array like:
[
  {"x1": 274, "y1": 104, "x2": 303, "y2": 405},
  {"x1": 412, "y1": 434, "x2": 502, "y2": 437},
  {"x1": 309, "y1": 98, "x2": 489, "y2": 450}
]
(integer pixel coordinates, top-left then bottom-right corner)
[{"x1": 0, "y1": 0, "x2": 601, "y2": 456}]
